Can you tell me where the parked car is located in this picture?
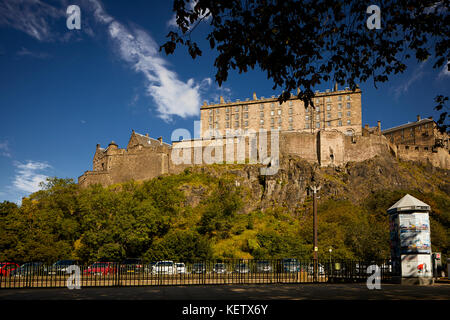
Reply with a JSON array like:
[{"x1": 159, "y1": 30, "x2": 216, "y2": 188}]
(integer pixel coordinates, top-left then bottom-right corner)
[
  {"x1": 256, "y1": 260, "x2": 272, "y2": 273},
  {"x1": 0, "y1": 262, "x2": 20, "y2": 276},
  {"x1": 46, "y1": 260, "x2": 77, "y2": 275},
  {"x1": 234, "y1": 263, "x2": 250, "y2": 274},
  {"x1": 307, "y1": 263, "x2": 325, "y2": 275},
  {"x1": 120, "y1": 258, "x2": 144, "y2": 274},
  {"x1": 192, "y1": 263, "x2": 206, "y2": 274},
  {"x1": 175, "y1": 263, "x2": 186, "y2": 274},
  {"x1": 213, "y1": 263, "x2": 227, "y2": 274},
  {"x1": 152, "y1": 261, "x2": 175, "y2": 275},
  {"x1": 84, "y1": 262, "x2": 117, "y2": 276},
  {"x1": 12, "y1": 262, "x2": 44, "y2": 276},
  {"x1": 282, "y1": 258, "x2": 301, "y2": 272}
]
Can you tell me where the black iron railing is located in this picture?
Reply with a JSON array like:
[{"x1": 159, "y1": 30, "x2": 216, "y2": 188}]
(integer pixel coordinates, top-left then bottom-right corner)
[{"x1": 0, "y1": 259, "x2": 396, "y2": 289}]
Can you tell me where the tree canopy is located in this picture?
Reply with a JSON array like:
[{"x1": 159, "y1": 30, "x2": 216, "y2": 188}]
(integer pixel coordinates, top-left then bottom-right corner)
[{"x1": 162, "y1": 0, "x2": 449, "y2": 131}]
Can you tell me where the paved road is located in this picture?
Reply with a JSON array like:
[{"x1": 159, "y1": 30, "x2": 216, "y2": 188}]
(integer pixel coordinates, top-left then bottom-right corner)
[{"x1": 0, "y1": 283, "x2": 449, "y2": 300}]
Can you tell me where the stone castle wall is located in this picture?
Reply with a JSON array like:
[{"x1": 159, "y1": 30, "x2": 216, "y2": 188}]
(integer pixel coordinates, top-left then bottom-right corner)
[{"x1": 78, "y1": 129, "x2": 445, "y2": 188}]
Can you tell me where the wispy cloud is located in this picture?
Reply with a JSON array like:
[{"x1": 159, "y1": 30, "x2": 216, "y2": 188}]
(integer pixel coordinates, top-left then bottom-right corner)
[
  {"x1": 88, "y1": 0, "x2": 208, "y2": 121},
  {"x1": 0, "y1": 141, "x2": 11, "y2": 158},
  {"x1": 16, "y1": 47, "x2": 51, "y2": 59},
  {"x1": 12, "y1": 160, "x2": 51, "y2": 194},
  {"x1": 1, "y1": 0, "x2": 225, "y2": 121},
  {"x1": 438, "y1": 61, "x2": 449, "y2": 79},
  {"x1": 167, "y1": 0, "x2": 211, "y2": 29},
  {"x1": 0, "y1": 0, "x2": 65, "y2": 41},
  {"x1": 393, "y1": 62, "x2": 428, "y2": 100}
]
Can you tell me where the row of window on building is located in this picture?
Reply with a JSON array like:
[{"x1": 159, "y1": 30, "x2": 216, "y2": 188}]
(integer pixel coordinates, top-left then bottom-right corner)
[
  {"x1": 208, "y1": 104, "x2": 352, "y2": 124},
  {"x1": 208, "y1": 100, "x2": 351, "y2": 117}
]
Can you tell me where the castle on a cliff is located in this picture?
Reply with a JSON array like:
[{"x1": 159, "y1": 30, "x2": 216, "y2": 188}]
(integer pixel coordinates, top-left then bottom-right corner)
[{"x1": 78, "y1": 87, "x2": 450, "y2": 187}]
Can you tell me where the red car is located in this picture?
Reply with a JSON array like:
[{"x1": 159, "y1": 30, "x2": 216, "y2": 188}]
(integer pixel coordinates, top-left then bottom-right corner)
[
  {"x1": 83, "y1": 262, "x2": 117, "y2": 276},
  {"x1": 0, "y1": 262, "x2": 20, "y2": 276}
]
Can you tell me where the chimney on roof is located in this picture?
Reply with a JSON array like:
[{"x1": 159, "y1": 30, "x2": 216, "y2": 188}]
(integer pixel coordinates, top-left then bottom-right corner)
[
  {"x1": 417, "y1": 115, "x2": 421, "y2": 122},
  {"x1": 297, "y1": 88, "x2": 300, "y2": 95},
  {"x1": 145, "y1": 133, "x2": 149, "y2": 137},
  {"x1": 377, "y1": 120, "x2": 381, "y2": 131},
  {"x1": 203, "y1": 101, "x2": 207, "y2": 106},
  {"x1": 132, "y1": 129, "x2": 135, "y2": 134},
  {"x1": 334, "y1": 82, "x2": 338, "y2": 92},
  {"x1": 157, "y1": 137, "x2": 163, "y2": 145},
  {"x1": 253, "y1": 92, "x2": 257, "y2": 100},
  {"x1": 220, "y1": 96, "x2": 225, "y2": 104},
  {"x1": 96, "y1": 144, "x2": 100, "y2": 149},
  {"x1": 364, "y1": 124, "x2": 369, "y2": 129}
]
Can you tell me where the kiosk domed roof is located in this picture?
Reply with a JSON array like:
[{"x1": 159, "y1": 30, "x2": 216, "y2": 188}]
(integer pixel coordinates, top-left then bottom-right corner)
[{"x1": 387, "y1": 194, "x2": 430, "y2": 214}]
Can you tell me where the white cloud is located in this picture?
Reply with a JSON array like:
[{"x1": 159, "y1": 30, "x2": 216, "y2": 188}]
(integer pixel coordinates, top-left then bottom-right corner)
[
  {"x1": 16, "y1": 47, "x2": 50, "y2": 59},
  {"x1": 167, "y1": 0, "x2": 211, "y2": 29},
  {"x1": 89, "y1": 0, "x2": 206, "y2": 121},
  {"x1": 438, "y1": 61, "x2": 450, "y2": 78},
  {"x1": 12, "y1": 160, "x2": 51, "y2": 194},
  {"x1": 2, "y1": 0, "x2": 224, "y2": 121},
  {"x1": 0, "y1": 141, "x2": 11, "y2": 158},
  {"x1": 393, "y1": 61, "x2": 428, "y2": 99},
  {"x1": 0, "y1": 0, "x2": 65, "y2": 41}
]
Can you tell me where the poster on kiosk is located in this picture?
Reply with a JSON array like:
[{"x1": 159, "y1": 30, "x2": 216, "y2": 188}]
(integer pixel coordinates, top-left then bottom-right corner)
[{"x1": 388, "y1": 194, "x2": 433, "y2": 284}]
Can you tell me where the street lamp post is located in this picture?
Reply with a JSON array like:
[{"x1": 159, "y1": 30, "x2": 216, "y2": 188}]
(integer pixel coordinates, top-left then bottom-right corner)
[
  {"x1": 310, "y1": 182, "x2": 321, "y2": 282},
  {"x1": 329, "y1": 247, "x2": 332, "y2": 276}
]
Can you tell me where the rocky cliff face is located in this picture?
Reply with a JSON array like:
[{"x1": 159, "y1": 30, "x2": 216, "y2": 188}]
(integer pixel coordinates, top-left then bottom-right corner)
[{"x1": 184, "y1": 153, "x2": 449, "y2": 213}]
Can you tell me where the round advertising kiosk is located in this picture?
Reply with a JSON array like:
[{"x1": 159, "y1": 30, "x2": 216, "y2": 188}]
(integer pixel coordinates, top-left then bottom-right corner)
[{"x1": 388, "y1": 194, "x2": 434, "y2": 285}]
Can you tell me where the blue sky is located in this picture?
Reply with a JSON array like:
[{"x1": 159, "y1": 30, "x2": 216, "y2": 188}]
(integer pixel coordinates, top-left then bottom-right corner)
[{"x1": 0, "y1": 0, "x2": 448, "y2": 203}]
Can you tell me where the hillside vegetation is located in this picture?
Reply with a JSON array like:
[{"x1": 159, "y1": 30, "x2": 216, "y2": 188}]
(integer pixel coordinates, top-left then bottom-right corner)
[{"x1": 0, "y1": 155, "x2": 448, "y2": 264}]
